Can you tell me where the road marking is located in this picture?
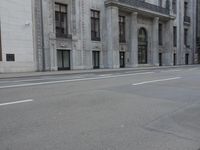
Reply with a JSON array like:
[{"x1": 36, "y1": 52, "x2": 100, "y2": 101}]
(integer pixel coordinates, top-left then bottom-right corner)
[
  {"x1": 0, "y1": 72, "x2": 154, "y2": 89},
  {"x1": 99, "y1": 74, "x2": 112, "y2": 77},
  {"x1": 132, "y1": 77, "x2": 181, "y2": 86},
  {"x1": 0, "y1": 99, "x2": 34, "y2": 106},
  {"x1": 160, "y1": 69, "x2": 182, "y2": 73},
  {"x1": 0, "y1": 76, "x2": 83, "y2": 84}
]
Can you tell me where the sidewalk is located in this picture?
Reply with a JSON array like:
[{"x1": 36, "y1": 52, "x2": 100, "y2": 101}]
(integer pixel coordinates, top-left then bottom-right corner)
[{"x1": 0, "y1": 65, "x2": 199, "y2": 79}]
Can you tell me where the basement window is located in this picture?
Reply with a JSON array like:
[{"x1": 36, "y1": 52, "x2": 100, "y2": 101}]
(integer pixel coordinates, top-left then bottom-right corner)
[{"x1": 6, "y1": 54, "x2": 15, "y2": 61}]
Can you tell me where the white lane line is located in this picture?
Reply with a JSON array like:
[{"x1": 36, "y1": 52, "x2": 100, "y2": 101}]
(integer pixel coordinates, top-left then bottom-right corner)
[
  {"x1": 0, "y1": 76, "x2": 83, "y2": 84},
  {"x1": 132, "y1": 77, "x2": 182, "y2": 86},
  {"x1": 99, "y1": 74, "x2": 112, "y2": 77},
  {"x1": 0, "y1": 72, "x2": 154, "y2": 89},
  {"x1": 0, "y1": 99, "x2": 34, "y2": 106},
  {"x1": 160, "y1": 69, "x2": 182, "y2": 73}
]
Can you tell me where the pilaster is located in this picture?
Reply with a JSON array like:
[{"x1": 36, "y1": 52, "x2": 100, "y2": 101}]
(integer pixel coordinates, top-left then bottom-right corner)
[
  {"x1": 129, "y1": 12, "x2": 138, "y2": 67},
  {"x1": 106, "y1": 6, "x2": 119, "y2": 68},
  {"x1": 152, "y1": 17, "x2": 159, "y2": 66}
]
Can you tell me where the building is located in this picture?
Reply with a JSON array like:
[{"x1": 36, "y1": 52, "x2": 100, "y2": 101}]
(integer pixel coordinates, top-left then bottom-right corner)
[
  {"x1": 197, "y1": 0, "x2": 200, "y2": 63},
  {"x1": 0, "y1": 0, "x2": 35, "y2": 72},
  {"x1": 0, "y1": 0, "x2": 198, "y2": 72}
]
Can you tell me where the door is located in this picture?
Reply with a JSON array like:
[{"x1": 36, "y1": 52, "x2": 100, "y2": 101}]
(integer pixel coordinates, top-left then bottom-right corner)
[
  {"x1": 159, "y1": 53, "x2": 162, "y2": 66},
  {"x1": 185, "y1": 53, "x2": 189, "y2": 65},
  {"x1": 173, "y1": 53, "x2": 176, "y2": 66},
  {"x1": 93, "y1": 51, "x2": 100, "y2": 69},
  {"x1": 57, "y1": 50, "x2": 70, "y2": 70},
  {"x1": 120, "y1": 52, "x2": 125, "y2": 68}
]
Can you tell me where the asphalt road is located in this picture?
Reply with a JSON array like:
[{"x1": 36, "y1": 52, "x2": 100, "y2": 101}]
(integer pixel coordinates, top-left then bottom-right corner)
[{"x1": 0, "y1": 66, "x2": 200, "y2": 150}]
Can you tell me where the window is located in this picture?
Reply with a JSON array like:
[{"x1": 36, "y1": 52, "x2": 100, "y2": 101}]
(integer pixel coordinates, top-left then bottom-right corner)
[
  {"x1": 55, "y1": 3, "x2": 68, "y2": 38},
  {"x1": 6, "y1": 54, "x2": 15, "y2": 61},
  {"x1": 172, "y1": 0, "x2": 177, "y2": 14},
  {"x1": 159, "y1": 23, "x2": 163, "y2": 45},
  {"x1": 119, "y1": 16, "x2": 126, "y2": 43},
  {"x1": 0, "y1": 21, "x2": 2, "y2": 61},
  {"x1": 184, "y1": 2, "x2": 188, "y2": 16},
  {"x1": 184, "y1": 28, "x2": 188, "y2": 47},
  {"x1": 173, "y1": 26, "x2": 177, "y2": 47},
  {"x1": 91, "y1": 10, "x2": 100, "y2": 41},
  {"x1": 158, "y1": 0, "x2": 162, "y2": 7}
]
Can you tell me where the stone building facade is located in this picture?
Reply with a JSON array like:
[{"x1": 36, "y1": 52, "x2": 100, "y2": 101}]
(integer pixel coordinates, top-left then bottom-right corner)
[
  {"x1": 197, "y1": 0, "x2": 200, "y2": 63},
  {"x1": 0, "y1": 0, "x2": 198, "y2": 72},
  {"x1": 0, "y1": 0, "x2": 35, "y2": 72}
]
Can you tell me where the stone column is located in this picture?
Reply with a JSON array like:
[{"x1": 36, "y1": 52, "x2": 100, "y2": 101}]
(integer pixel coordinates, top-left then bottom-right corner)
[
  {"x1": 129, "y1": 12, "x2": 138, "y2": 67},
  {"x1": 163, "y1": 20, "x2": 173, "y2": 66},
  {"x1": 106, "y1": 6, "x2": 119, "y2": 69},
  {"x1": 152, "y1": 17, "x2": 159, "y2": 66}
]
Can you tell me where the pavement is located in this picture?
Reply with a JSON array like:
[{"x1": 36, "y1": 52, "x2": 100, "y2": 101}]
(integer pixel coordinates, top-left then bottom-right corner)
[{"x1": 0, "y1": 65, "x2": 200, "y2": 150}]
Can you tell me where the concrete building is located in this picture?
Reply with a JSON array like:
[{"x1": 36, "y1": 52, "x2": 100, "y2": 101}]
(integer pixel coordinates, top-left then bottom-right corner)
[
  {"x1": 0, "y1": 0, "x2": 198, "y2": 72},
  {"x1": 197, "y1": 0, "x2": 200, "y2": 63},
  {"x1": 0, "y1": 0, "x2": 36, "y2": 72}
]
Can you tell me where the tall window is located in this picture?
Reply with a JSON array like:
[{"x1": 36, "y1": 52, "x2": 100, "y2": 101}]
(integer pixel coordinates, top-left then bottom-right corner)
[
  {"x1": 159, "y1": 23, "x2": 163, "y2": 45},
  {"x1": 173, "y1": 26, "x2": 177, "y2": 47},
  {"x1": 184, "y1": 28, "x2": 188, "y2": 47},
  {"x1": 0, "y1": 21, "x2": 2, "y2": 61},
  {"x1": 172, "y1": 0, "x2": 177, "y2": 14},
  {"x1": 55, "y1": 3, "x2": 68, "y2": 38},
  {"x1": 91, "y1": 10, "x2": 100, "y2": 41},
  {"x1": 184, "y1": 2, "x2": 188, "y2": 16},
  {"x1": 119, "y1": 16, "x2": 126, "y2": 43},
  {"x1": 158, "y1": 0, "x2": 162, "y2": 7}
]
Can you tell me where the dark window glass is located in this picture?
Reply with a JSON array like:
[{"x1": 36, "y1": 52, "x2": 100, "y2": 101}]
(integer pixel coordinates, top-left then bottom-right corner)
[
  {"x1": 173, "y1": 26, "x2": 177, "y2": 47},
  {"x1": 6, "y1": 54, "x2": 15, "y2": 61},
  {"x1": 55, "y1": 3, "x2": 68, "y2": 38},
  {"x1": 184, "y1": 2, "x2": 188, "y2": 16},
  {"x1": 184, "y1": 28, "x2": 188, "y2": 46},
  {"x1": 91, "y1": 10, "x2": 100, "y2": 41},
  {"x1": 159, "y1": 23, "x2": 163, "y2": 45},
  {"x1": 0, "y1": 21, "x2": 2, "y2": 61},
  {"x1": 119, "y1": 16, "x2": 126, "y2": 43},
  {"x1": 172, "y1": 0, "x2": 177, "y2": 13},
  {"x1": 158, "y1": 0, "x2": 162, "y2": 7}
]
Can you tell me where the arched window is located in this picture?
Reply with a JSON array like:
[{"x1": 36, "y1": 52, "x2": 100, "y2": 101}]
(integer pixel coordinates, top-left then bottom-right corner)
[{"x1": 138, "y1": 28, "x2": 148, "y2": 64}]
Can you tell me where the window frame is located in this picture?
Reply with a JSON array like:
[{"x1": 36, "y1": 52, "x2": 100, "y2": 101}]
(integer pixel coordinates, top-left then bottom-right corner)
[
  {"x1": 173, "y1": 26, "x2": 177, "y2": 47},
  {"x1": 91, "y1": 9, "x2": 101, "y2": 41},
  {"x1": 119, "y1": 15, "x2": 126, "y2": 43},
  {"x1": 0, "y1": 21, "x2": 2, "y2": 61},
  {"x1": 184, "y1": 28, "x2": 188, "y2": 47},
  {"x1": 159, "y1": 23, "x2": 163, "y2": 46},
  {"x1": 55, "y1": 3, "x2": 68, "y2": 38}
]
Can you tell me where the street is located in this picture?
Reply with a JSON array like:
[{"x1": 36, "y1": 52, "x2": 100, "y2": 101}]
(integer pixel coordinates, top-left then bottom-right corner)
[{"x1": 0, "y1": 66, "x2": 200, "y2": 150}]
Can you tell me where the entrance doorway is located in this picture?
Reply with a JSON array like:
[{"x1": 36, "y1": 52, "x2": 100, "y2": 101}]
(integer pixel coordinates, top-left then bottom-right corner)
[
  {"x1": 159, "y1": 53, "x2": 162, "y2": 66},
  {"x1": 119, "y1": 52, "x2": 125, "y2": 68},
  {"x1": 138, "y1": 28, "x2": 148, "y2": 64},
  {"x1": 173, "y1": 53, "x2": 176, "y2": 66},
  {"x1": 185, "y1": 53, "x2": 189, "y2": 65},
  {"x1": 57, "y1": 50, "x2": 70, "y2": 70},
  {"x1": 93, "y1": 51, "x2": 100, "y2": 69}
]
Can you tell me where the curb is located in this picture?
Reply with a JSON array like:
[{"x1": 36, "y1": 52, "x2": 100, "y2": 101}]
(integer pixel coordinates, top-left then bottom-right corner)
[{"x1": 0, "y1": 65, "x2": 199, "y2": 80}]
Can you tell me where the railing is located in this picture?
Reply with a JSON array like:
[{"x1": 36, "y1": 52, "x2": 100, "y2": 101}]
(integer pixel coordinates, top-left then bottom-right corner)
[
  {"x1": 118, "y1": 0, "x2": 170, "y2": 15},
  {"x1": 184, "y1": 16, "x2": 191, "y2": 23}
]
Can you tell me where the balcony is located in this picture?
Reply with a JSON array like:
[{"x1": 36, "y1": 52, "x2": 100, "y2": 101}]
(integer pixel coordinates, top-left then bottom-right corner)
[
  {"x1": 105, "y1": 0, "x2": 171, "y2": 17},
  {"x1": 184, "y1": 16, "x2": 191, "y2": 24},
  {"x1": 119, "y1": 0, "x2": 169, "y2": 15}
]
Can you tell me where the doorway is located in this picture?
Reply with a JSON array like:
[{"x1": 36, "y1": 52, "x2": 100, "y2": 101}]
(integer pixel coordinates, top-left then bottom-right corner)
[
  {"x1": 57, "y1": 50, "x2": 70, "y2": 70},
  {"x1": 185, "y1": 53, "x2": 189, "y2": 65},
  {"x1": 159, "y1": 53, "x2": 162, "y2": 66},
  {"x1": 93, "y1": 51, "x2": 100, "y2": 69},
  {"x1": 119, "y1": 52, "x2": 125, "y2": 68}
]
